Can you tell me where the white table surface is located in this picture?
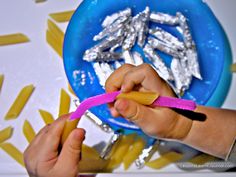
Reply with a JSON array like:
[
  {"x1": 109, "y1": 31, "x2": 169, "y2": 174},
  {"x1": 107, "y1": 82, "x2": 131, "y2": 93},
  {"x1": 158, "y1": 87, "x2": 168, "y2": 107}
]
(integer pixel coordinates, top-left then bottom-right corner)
[{"x1": 0, "y1": 0, "x2": 235, "y2": 176}]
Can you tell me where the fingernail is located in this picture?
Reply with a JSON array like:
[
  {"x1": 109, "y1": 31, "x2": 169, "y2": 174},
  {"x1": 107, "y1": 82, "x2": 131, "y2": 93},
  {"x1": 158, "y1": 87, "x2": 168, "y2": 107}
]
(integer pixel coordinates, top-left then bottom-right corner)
[
  {"x1": 110, "y1": 107, "x2": 117, "y2": 117},
  {"x1": 114, "y1": 99, "x2": 128, "y2": 112},
  {"x1": 74, "y1": 129, "x2": 86, "y2": 141},
  {"x1": 121, "y1": 85, "x2": 126, "y2": 92}
]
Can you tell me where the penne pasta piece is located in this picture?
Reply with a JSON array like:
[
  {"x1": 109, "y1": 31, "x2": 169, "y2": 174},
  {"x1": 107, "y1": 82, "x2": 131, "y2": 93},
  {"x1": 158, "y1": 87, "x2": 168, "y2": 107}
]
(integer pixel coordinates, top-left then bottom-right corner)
[
  {"x1": 0, "y1": 143, "x2": 25, "y2": 167},
  {"x1": 103, "y1": 134, "x2": 122, "y2": 161},
  {"x1": 59, "y1": 88, "x2": 71, "y2": 117},
  {"x1": 61, "y1": 119, "x2": 80, "y2": 144},
  {"x1": 0, "y1": 33, "x2": 29, "y2": 46},
  {"x1": 123, "y1": 136, "x2": 146, "y2": 170},
  {"x1": 230, "y1": 63, "x2": 236, "y2": 72},
  {"x1": 35, "y1": 0, "x2": 47, "y2": 3},
  {"x1": 5, "y1": 84, "x2": 35, "y2": 120},
  {"x1": 80, "y1": 144, "x2": 108, "y2": 172},
  {"x1": 46, "y1": 29, "x2": 63, "y2": 58},
  {"x1": 189, "y1": 153, "x2": 216, "y2": 165},
  {"x1": 0, "y1": 74, "x2": 4, "y2": 93},
  {"x1": 47, "y1": 19, "x2": 64, "y2": 45},
  {"x1": 0, "y1": 126, "x2": 13, "y2": 144},
  {"x1": 104, "y1": 145, "x2": 122, "y2": 171},
  {"x1": 79, "y1": 155, "x2": 109, "y2": 173},
  {"x1": 23, "y1": 120, "x2": 36, "y2": 143},
  {"x1": 145, "y1": 151, "x2": 183, "y2": 169},
  {"x1": 117, "y1": 91, "x2": 159, "y2": 105},
  {"x1": 106, "y1": 134, "x2": 136, "y2": 171},
  {"x1": 82, "y1": 144, "x2": 100, "y2": 159},
  {"x1": 49, "y1": 10, "x2": 74, "y2": 23},
  {"x1": 38, "y1": 109, "x2": 55, "y2": 124}
]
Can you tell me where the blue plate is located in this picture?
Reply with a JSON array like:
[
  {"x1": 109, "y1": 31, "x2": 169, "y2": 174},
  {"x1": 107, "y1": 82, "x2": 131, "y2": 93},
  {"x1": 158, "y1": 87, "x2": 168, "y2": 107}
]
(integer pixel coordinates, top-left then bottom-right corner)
[{"x1": 63, "y1": 0, "x2": 232, "y2": 133}]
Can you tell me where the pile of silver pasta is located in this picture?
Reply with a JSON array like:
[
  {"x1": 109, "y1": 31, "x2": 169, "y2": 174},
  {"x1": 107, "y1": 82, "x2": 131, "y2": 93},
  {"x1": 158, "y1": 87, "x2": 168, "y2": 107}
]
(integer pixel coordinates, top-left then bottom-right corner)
[{"x1": 83, "y1": 7, "x2": 202, "y2": 95}]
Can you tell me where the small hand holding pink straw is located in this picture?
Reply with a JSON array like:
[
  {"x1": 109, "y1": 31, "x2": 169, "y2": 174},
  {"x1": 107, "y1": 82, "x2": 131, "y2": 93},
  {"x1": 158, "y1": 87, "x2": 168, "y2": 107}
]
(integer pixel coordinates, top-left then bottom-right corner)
[{"x1": 70, "y1": 91, "x2": 196, "y2": 120}]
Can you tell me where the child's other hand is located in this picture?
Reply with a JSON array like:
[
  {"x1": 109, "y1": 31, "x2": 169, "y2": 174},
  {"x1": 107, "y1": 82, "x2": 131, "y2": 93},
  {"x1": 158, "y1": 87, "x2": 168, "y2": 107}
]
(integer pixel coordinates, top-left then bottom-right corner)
[
  {"x1": 24, "y1": 114, "x2": 85, "y2": 177},
  {"x1": 105, "y1": 64, "x2": 192, "y2": 140}
]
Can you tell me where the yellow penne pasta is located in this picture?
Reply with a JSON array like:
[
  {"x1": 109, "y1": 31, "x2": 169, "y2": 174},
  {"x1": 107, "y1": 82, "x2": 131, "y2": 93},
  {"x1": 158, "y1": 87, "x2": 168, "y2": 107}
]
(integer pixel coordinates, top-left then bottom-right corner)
[
  {"x1": 35, "y1": 0, "x2": 47, "y2": 3},
  {"x1": 102, "y1": 140, "x2": 122, "y2": 172},
  {"x1": 230, "y1": 63, "x2": 236, "y2": 72},
  {"x1": 0, "y1": 126, "x2": 13, "y2": 144},
  {"x1": 145, "y1": 151, "x2": 183, "y2": 169},
  {"x1": 113, "y1": 134, "x2": 136, "y2": 161},
  {"x1": 0, "y1": 143, "x2": 25, "y2": 167},
  {"x1": 46, "y1": 29, "x2": 63, "y2": 58},
  {"x1": 80, "y1": 144, "x2": 108, "y2": 172},
  {"x1": 0, "y1": 74, "x2": 4, "y2": 93},
  {"x1": 0, "y1": 33, "x2": 29, "y2": 46},
  {"x1": 38, "y1": 109, "x2": 55, "y2": 124},
  {"x1": 47, "y1": 19, "x2": 64, "y2": 45},
  {"x1": 82, "y1": 144, "x2": 100, "y2": 159},
  {"x1": 61, "y1": 119, "x2": 80, "y2": 144},
  {"x1": 23, "y1": 120, "x2": 36, "y2": 143},
  {"x1": 189, "y1": 153, "x2": 216, "y2": 165},
  {"x1": 106, "y1": 134, "x2": 136, "y2": 171},
  {"x1": 117, "y1": 91, "x2": 159, "y2": 105},
  {"x1": 123, "y1": 137, "x2": 146, "y2": 170},
  {"x1": 79, "y1": 156, "x2": 109, "y2": 173},
  {"x1": 5, "y1": 84, "x2": 35, "y2": 120},
  {"x1": 49, "y1": 10, "x2": 74, "y2": 23},
  {"x1": 58, "y1": 88, "x2": 71, "y2": 117}
]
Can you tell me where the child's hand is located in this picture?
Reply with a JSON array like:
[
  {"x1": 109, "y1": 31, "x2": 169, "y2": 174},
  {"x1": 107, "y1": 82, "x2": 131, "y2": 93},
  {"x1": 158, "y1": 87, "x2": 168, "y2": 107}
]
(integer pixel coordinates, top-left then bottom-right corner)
[
  {"x1": 105, "y1": 64, "x2": 192, "y2": 140},
  {"x1": 24, "y1": 114, "x2": 85, "y2": 177}
]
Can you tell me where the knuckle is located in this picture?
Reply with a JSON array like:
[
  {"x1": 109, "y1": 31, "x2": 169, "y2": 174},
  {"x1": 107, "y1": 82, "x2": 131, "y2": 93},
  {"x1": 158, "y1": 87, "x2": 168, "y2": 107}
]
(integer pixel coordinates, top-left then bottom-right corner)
[
  {"x1": 23, "y1": 150, "x2": 29, "y2": 163},
  {"x1": 23, "y1": 146, "x2": 33, "y2": 164},
  {"x1": 140, "y1": 63, "x2": 152, "y2": 70},
  {"x1": 128, "y1": 103, "x2": 141, "y2": 122},
  {"x1": 68, "y1": 144, "x2": 81, "y2": 156},
  {"x1": 123, "y1": 71, "x2": 132, "y2": 81},
  {"x1": 141, "y1": 64, "x2": 156, "y2": 76},
  {"x1": 133, "y1": 104, "x2": 141, "y2": 120},
  {"x1": 105, "y1": 77, "x2": 112, "y2": 90},
  {"x1": 122, "y1": 63, "x2": 134, "y2": 69}
]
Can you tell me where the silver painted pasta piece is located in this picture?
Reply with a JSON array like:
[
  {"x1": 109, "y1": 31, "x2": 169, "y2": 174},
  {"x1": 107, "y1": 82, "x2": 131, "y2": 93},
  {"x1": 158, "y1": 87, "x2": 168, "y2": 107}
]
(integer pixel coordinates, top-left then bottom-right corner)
[
  {"x1": 171, "y1": 58, "x2": 192, "y2": 94},
  {"x1": 149, "y1": 12, "x2": 179, "y2": 25},
  {"x1": 82, "y1": 7, "x2": 202, "y2": 94},
  {"x1": 143, "y1": 43, "x2": 174, "y2": 81},
  {"x1": 149, "y1": 27, "x2": 185, "y2": 51}
]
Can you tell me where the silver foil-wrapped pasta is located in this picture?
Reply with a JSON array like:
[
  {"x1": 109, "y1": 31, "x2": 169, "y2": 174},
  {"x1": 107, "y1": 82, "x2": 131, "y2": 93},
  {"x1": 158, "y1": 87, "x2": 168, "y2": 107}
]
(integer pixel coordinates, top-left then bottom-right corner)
[
  {"x1": 143, "y1": 44, "x2": 174, "y2": 81},
  {"x1": 82, "y1": 7, "x2": 202, "y2": 96}
]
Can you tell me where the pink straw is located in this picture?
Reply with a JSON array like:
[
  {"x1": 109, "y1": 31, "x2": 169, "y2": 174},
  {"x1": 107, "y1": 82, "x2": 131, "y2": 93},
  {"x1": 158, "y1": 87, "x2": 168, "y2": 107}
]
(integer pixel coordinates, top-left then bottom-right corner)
[
  {"x1": 70, "y1": 91, "x2": 196, "y2": 120},
  {"x1": 70, "y1": 91, "x2": 120, "y2": 120},
  {"x1": 152, "y1": 96, "x2": 196, "y2": 110}
]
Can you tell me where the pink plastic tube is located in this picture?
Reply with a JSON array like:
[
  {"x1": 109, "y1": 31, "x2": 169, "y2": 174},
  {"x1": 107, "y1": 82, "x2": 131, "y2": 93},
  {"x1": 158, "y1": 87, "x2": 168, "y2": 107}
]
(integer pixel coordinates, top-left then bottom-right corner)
[{"x1": 70, "y1": 91, "x2": 196, "y2": 120}]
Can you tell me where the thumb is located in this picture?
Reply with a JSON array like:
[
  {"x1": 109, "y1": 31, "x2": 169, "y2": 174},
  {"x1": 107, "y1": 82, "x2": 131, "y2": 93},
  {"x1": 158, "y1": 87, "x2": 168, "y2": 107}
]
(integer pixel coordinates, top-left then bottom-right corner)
[
  {"x1": 114, "y1": 98, "x2": 160, "y2": 134},
  {"x1": 56, "y1": 128, "x2": 85, "y2": 173}
]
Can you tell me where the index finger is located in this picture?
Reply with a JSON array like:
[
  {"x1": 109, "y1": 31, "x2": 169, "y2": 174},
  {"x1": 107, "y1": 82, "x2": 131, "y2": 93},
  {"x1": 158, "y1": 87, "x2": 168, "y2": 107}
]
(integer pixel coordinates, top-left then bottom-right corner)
[
  {"x1": 42, "y1": 114, "x2": 70, "y2": 152},
  {"x1": 23, "y1": 114, "x2": 70, "y2": 169},
  {"x1": 105, "y1": 64, "x2": 134, "y2": 117},
  {"x1": 105, "y1": 64, "x2": 134, "y2": 93}
]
